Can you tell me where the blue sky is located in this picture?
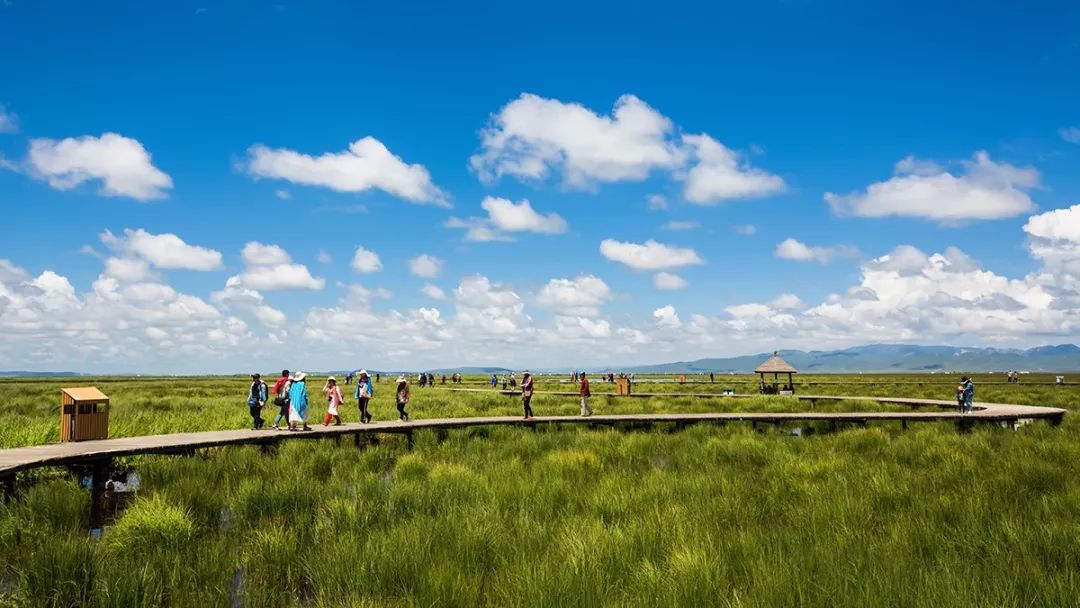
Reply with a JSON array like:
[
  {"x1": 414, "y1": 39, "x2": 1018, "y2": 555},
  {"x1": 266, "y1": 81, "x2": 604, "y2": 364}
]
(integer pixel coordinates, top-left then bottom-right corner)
[{"x1": 1, "y1": 0, "x2": 1079, "y2": 373}]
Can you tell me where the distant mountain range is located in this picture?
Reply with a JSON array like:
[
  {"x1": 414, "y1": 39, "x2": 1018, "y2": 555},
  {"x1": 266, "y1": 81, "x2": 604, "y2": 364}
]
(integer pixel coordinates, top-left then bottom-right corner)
[{"x1": 620, "y1": 344, "x2": 1080, "y2": 374}]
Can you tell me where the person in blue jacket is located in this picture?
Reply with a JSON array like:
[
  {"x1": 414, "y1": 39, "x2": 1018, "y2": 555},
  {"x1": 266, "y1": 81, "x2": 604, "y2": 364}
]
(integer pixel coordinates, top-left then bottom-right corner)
[
  {"x1": 961, "y1": 376, "x2": 975, "y2": 414},
  {"x1": 354, "y1": 369, "x2": 374, "y2": 423},
  {"x1": 287, "y1": 371, "x2": 312, "y2": 431},
  {"x1": 247, "y1": 373, "x2": 267, "y2": 429}
]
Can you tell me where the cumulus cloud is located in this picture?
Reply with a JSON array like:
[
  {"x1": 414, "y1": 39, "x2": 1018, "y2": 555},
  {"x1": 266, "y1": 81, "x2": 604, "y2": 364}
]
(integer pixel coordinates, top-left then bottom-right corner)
[
  {"x1": 244, "y1": 136, "x2": 447, "y2": 206},
  {"x1": 600, "y1": 239, "x2": 703, "y2": 271},
  {"x1": 653, "y1": 305, "x2": 681, "y2": 328},
  {"x1": 1024, "y1": 203, "x2": 1080, "y2": 277},
  {"x1": 409, "y1": 254, "x2": 443, "y2": 278},
  {"x1": 351, "y1": 246, "x2": 383, "y2": 274},
  {"x1": 471, "y1": 94, "x2": 783, "y2": 205},
  {"x1": 232, "y1": 242, "x2": 324, "y2": 290},
  {"x1": 774, "y1": 238, "x2": 860, "y2": 264},
  {"x1": 454, "y1": 275, "x2": 532, "y2": 336},
  {"x1": 825, "y1": 151, "x2": 1039, "y2": 222},
  {"x1": 101, "y1": 228, "x2": 223, "y2": 271},
  {"x1": 536, "y1": 275, "x2": 612, "y2": 316},
  {"x1": 769, "y1": 293, "x2": 803, "y2": 310},
  {"x1": 27, "y1": 133, "x2": 172, "y2": 200},
  {"x1": 653, "y1": 272, "x2": 688, "y2": 290},
  {"x1": 421, "y1": 283, "x2": 446, "y2": 300},
  {"x1": 446, "y1": 197, "x2": 567, "y2": 242},
  {"x1": 647, "y1": 194, "x2": 668, "y2": 210},
  {"x1": 682, "y1": 134, "x2": 786, "y2": 204},
  {"x1": 1059, "y1": 127, "x2": 1080, "y2": 144},
  {"x1": 211, "y1": 278, "x2": 287, "y2": 328},
  {"x1": 471, "y1": 93, "x2": 684, "y2": 187},
  {"x1": 0, "y1": 105, "x2": 18, "y2": 134}
]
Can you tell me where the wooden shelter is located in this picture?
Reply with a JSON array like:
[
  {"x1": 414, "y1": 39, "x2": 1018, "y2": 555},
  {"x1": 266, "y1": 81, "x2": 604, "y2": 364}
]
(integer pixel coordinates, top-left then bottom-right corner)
[
  {"x1": 615, "y1": 376, "x2": 632, "y2": 396},
  {"x1": 756, "y1": 352, "x2": 798, "y2": 395},
  {"x1": 60, "y1": 387, "x2": 110, "y2": 442}
]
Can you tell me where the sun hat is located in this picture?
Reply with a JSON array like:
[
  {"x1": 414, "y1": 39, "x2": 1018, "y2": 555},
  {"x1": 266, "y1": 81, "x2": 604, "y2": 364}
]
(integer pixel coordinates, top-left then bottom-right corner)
[
  {"x1": 327, "y1": 376, "x2": 336, "y2": 382},
  {"x1": 397, "y1": 375, "x2": 406, "y2": 383},
  {"x1": 293, "y1": 371, "x2": 307, "y2": 381},
  {"x1": 359, "y1": 369, "x2": 368, "y2": 376}
]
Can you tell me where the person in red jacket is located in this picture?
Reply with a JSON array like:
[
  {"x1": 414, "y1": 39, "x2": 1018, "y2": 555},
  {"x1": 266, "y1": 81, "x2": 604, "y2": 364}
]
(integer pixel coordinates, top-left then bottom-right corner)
[{"x1": 579, "y1": 372, "x2": 593, "y2": 417}]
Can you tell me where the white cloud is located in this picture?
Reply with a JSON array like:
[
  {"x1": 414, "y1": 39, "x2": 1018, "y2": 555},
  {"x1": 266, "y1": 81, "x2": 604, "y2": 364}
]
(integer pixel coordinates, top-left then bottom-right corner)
[
  {"x1": 1024, "y1": 203, "x2": 1080, "y2": 277},
  {"x1": 653, "y1": 305, "x2": 681, "y2": 328},
  {"x1": 553, "y1": 315, "x2": 612, "y2": 340},
  {"x1": 600, "y1": 239, "x2": 704, "y2": 271},
  {"x1": 351, "y1": 246, "x2": 383, "y2": 274},
  {"x1": 27, "y1": 133, "x2": 172, "y2": 200},
  {"x1": 317, "y1": 250, "x2": 332, "y2": 264},
  {"x1": 471, "y1": 93, "x2": 684, "y2": 187},
  {"x1": 662, "y1": 220, "x2": 699, "y2": 231},
  {"x1": 536, "y1": 275, "x2": 612, "y2": 316},
  {"x1": 274, "y1": 189, "x2": 292, "y2": 200},
  {"x1": 769, "y1": 293, "x2": 803, "y2": 310},
  {"x1": 244, "y1": 136, "x2": 447, "y2": 206},
  {"x1": 653, "y1": 272, "x2": 688, "y2": 290},
  {"x1": 211, "y1": 279, "x2": 288, "y2": 328},
  {"x1": 101, "y1": 228, "x2": 223, "y2": 271},
  {"x1": 647, "y1": 194, "x2": 668, "y2": 210},
  {"x1": 825, "y1": 151, "x2": 1039, "y2": 222},
  {"x1": 232, "y1": 242, "x2": 324, "y2": 291},
  {"x1": 775, "y1": 238, "x2": 860, "y2": 264},
  {"x1": 682, "y1": 134, "x2": 786, "y2": 204},
  {"x1": 421, "y1": 283, "x2": 446, "y2": 300},
  {"x1": 103, "y1": 257, "x2": 153, "y2": 282},
  {"x1": 454, "y1": 275, "x2": 532, "y2": 336},
  {"x1": 0, "y1": 105, "x2": 18, "y2": 134},
  {"x1": 409, "y1": 254, "x2": 443, "y2": 278},
  {"x1": 1059, "y1": 127, "x2": 1080, "y2": 144},
  {"x1": 734, "y1": 224, "x2": 757, "y2": 235},
  {"x1": 447, "y1": 197, "x2": 568, "y2": 242}
]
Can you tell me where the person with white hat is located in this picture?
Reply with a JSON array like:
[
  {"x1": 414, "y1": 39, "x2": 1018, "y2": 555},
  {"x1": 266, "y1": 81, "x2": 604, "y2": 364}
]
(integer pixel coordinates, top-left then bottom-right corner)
[
  {"x1": 354, "y1": 369, "x2": 373, "y2": 423},
  {"x1": 395, "y1": 375, "x2": 410, "y2": 421},
  {"x1": 287, "y1": 371, "x2": 312, "y2": 431},
  {"x1": 321, "y1": 376, "x2": 343, "y2": 426}
]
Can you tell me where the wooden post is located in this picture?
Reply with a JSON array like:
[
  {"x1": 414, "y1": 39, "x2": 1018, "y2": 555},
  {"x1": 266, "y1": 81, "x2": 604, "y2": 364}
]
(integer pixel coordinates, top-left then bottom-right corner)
[
  {"x1": 353, "y1": 432, "x2": 363, "y2": 447},
  {"x1": 405, "y1": 430, "x2": 414, "y2": 450},
  {"x1": 901, "y1": 419, "x2": 908, "y2": 431},
  {"x1": 1, "y1": 475, "x2": 14, "y2": 502},
  {"x1": 88, "y1": 458, "x2": 112, "y2": 536}
]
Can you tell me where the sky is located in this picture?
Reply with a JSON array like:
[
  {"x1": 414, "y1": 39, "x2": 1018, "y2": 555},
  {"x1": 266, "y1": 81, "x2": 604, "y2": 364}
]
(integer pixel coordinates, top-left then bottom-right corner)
[{"x1": 1, "y1": 0, "x2": 1080, "y2": 373}]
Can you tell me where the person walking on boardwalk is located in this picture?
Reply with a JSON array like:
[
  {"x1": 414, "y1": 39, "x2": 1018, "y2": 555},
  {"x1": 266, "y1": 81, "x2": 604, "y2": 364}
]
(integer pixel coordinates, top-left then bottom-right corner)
[
  {"x1": 521, "y1": 371, "x2": 535, "y2": 419},
  {"x1": 355, "y1": 369, "x2": 373, "y2": 423},
  {"x1": 271, "y1": 369, "x2": 291, "y2": 430},
  {"x1": 579, "y1": 372, "x2": 593, "y2": 417},
  {"x1": 490, "y1": 374, "x2": 498, "y2": 389},
  {"x1": 288, "y1": 371, "x2": 312, "y2": 431},
  {"x1": 961, "y1": 376, "x2": 975, "y2": 414},
  {"x1": 395, "y1": 375, "x2": 411, "y2": 421},
  {"x1": 322, "y1": 376, "x2": 344, "y2": 426},
  {"x1": 247, "y1": 373, "x2": 268, "y2": 429}
]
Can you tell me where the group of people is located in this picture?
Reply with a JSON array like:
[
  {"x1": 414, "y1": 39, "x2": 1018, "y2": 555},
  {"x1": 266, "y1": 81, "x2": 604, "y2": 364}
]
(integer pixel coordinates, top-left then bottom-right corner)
[
  {"x1": 956, "y1": 376, "x2": 975, "y2": 413},
  {"x1": 246, "y1": 369, "x2": 413, "y2": 431}
]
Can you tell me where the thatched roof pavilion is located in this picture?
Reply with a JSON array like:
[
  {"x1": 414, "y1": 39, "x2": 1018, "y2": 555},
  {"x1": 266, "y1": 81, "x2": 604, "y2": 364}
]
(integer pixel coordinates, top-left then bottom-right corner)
[{"x1": 756, "y1": 351, "x2": 797, "y2": 394}]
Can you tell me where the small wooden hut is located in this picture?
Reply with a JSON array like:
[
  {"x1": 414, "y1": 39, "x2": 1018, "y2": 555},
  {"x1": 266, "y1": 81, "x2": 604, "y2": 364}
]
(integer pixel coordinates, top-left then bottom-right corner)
[
  {"x1": 60, "y1": 387, "x2": 110, "y2": 442},
  {"x1": 756, "y1": 352, "x2": 798, "y2": 395}
]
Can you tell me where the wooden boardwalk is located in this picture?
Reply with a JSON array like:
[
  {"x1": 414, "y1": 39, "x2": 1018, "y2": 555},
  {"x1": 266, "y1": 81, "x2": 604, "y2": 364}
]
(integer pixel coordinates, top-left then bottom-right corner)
[{"x1": 0, "y1": 393, "x2": 1065, "y2": 480}]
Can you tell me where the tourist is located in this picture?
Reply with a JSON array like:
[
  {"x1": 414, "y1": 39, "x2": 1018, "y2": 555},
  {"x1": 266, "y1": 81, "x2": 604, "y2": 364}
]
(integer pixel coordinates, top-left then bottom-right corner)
[
  {"x1": 395, "y1": 375, "x2": 411, "y2": 421},
  {"x1": 521, "y1": 371, "x2": 535, "y2": 419},
  {"x1": 509, "y1": 372, "x2": 517, "y2": 390},
  {"x1": 579, "y1": 372, "x2": 593, "y2": 417},
  {"x1": 418, "y1": 373, "x2": 427, "y2": 388},
  {"x1": 501, "y1": 375, "x2": 508, "y2": 390},
  {"x1": 961, "y1": 376, "x2": 975, "y2": 414},
  {"x1": 490, "y1": 374, "x2": 498, "y2": 389},
  {"x1": 322, "y1": 376, "x2": 343, "y2": 426},
  {"x1": 247, "y1": 373, "x2": 267, "y2": 430},
  {"x1": 355, "y1": 369, "x2": 373, "y2": 423},
  {"x1": 710, "y1": 372, "x2": 715, "y2": 383},
  {"x1": 288, "y1": 371, "x2": 311, "y2": 431},
  {"x1": 271, "y1": 369, "x2": 291, "y2": 430},
  {"x1": 376, "y1": 372, "x2": 381, "y2": 383},
  {"x1": 428, "y1": 372, "x2": 435, "y2": 386}
]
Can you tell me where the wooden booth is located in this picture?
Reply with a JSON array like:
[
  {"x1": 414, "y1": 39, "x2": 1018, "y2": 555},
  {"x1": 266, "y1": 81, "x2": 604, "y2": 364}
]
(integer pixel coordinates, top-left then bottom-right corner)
[
  {"x1": 615, "y1": 376, "x2": 632, "y2": 396},
  {"x1": 60, "y1": 387, "x2": 110, "y2": 442},
  {"x1": 756, "y1": 352, "x2": 798, "y2": 395}
]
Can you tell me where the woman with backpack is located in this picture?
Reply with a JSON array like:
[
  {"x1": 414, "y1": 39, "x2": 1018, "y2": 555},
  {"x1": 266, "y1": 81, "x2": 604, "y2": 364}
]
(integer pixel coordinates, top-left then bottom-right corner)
[
  {"x1": 355, "y1": 370, "x2": 373, "y2": 423},
  {"x1": 322, "y1": 376, "x2": 343, "y2": 426},
  {"x1": 271, "y1": 369, "x2": 291, "y2": 430},
  {"x1": 395, "y1": 376, "x2": 410, "y2": 421},
  {"x1": 521, "y1": 371, "x2": 535, "y2": 419}
]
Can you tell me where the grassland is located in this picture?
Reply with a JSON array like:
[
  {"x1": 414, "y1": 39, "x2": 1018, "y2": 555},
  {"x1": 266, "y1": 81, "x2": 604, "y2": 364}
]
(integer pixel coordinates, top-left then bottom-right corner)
[{"x1": 1, "y1": 374, "x2": 1079, "y2": 607}]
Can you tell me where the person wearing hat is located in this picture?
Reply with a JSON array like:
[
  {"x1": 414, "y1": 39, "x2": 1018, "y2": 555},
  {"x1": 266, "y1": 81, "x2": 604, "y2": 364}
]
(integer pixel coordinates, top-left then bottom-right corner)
[
  {"x1": 322, "y1": 376, "x2": 344, "y2": 426},
  {"x1": 395, "y1": 375, "x2": 411, "y2": 421},
  {"x1": 288, "y1": 371, "x2": 312, "y2": 431},
  {"x1": 521, "y1": 371, "x2": 535, "y2": 419},
  {"x1": 247, "y1": 373, "x2": 268, "y2": 429},
  {"x1": 354, "y1": 369, "x2": 374, "y2": 423}
]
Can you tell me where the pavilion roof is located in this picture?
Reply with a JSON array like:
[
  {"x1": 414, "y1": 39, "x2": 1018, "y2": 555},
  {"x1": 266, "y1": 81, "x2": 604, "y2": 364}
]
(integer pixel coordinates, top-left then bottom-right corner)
[{"x1": 755, "y1": 352, "x2": 798, "y2": 374}]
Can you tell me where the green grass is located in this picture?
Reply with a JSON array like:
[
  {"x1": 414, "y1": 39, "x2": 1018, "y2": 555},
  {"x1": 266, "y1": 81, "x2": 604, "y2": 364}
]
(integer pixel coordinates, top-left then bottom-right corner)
[{"x1": 0, "y1": 375, "x2": 1078, "y2": 606}]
